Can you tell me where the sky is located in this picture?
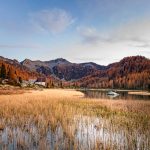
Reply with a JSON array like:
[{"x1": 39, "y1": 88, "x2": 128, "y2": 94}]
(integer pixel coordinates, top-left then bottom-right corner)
[{"x1": 0, "y1": 0, "x2": 150, "y2": 65}]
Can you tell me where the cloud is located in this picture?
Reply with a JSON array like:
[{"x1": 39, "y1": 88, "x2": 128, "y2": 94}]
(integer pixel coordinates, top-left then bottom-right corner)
[
  {"x1": 77, "y1": 26, "x2": 108, "y2": 45},
  {"x1": 77, "y1": 0, "x2": 150, "y2": 25},
  {"x1": 114, "y1": 18, "x2": 150, "y2": 43},
  {"x1": 77, "y1": 18, "x2": 150, "y2": 48},
  {"x1": 129, "y1": 43, "x2": 150, "y2": 48},
  {"x1": 30, "y1": 8, "x2": 75, "y2": 34},
  {"x1": 0, "y1": 44, "x2": 43, "y2": 49},
  {"x1": 142, "y1": 50, "x2": 150, "y2": 55},
  {"x1": 75, "y1": 57, "x2": 105, "y2": 62}
]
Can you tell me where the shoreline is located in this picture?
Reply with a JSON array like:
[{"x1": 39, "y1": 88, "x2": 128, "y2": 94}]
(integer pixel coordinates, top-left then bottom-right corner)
[
  {"x1": 77, "y1": 88, "x2": 145, "y2": 92},
  {"x1": 128, "y1": 91, "x2": 150, "y2": 96},
  {"x1": 76, "y1": 88, "x2": 150, "y2": 95},
  {"x1": 0, "y1": 85, "x2": 149, "y2": 96}
]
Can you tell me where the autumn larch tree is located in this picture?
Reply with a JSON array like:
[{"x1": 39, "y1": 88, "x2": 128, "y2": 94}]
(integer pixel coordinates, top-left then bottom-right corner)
[{"x1": 7, "y1": 68, "x2": 16, "y2": 81}]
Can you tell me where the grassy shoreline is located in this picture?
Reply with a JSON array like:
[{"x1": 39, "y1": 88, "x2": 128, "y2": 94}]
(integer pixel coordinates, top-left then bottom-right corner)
[
  {"x1": 128, "y1": 91, "x2": 150, "y2": 95},
  {"x1": 77, "y1": 88, "x2": 150, "y2": 93},
  {"x1": 0, "y1": 84, "x2": 150, "y2": 96}
]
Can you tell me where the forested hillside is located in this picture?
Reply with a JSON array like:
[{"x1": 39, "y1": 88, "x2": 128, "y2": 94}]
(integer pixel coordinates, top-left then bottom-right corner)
[
  {"x1": 0, "y1": 59, "x2": 38, "y2": 85},
  {"x1": 0, "y1": 56, "x2": 150, "y2": 90},
  {"x1": 73, "y1": 56, "x2": 150, "y2": 90}
]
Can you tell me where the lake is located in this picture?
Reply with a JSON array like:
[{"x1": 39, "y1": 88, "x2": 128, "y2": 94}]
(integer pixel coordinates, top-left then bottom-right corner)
[{"x1": 80, "y1": 90, "x2": 150, "y2": 100}]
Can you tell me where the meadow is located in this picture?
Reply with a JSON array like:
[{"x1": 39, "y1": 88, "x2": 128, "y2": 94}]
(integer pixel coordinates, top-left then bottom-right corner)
[{"x1": 0, "y1": 89, "x2": 149, "y2": 150}]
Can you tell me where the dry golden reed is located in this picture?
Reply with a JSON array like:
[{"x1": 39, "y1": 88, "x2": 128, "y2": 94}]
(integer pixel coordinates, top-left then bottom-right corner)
[{"x1": 0, "y1": 89, "x2": 149, "y2": 149}]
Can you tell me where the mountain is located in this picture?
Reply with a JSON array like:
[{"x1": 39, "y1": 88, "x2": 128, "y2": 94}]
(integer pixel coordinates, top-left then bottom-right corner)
[
  {"x1": 0, "y1": 58, "x2": 38, "y2": 83},
  {"x1": 0, "y1": 55, "x2": 150, "y2": 90},
  {"x1": 21, "y1": 58, "x2": 106, "y2": 81},
  {"x1": 21, "y1": 58, "x2": 71, "y2": 76},
  {"x1": 75, "y1": 56, "x2": 150, "y2": 90},
  {"x1": 0, "y1": 57, "x2": 60, "y2": 86}
]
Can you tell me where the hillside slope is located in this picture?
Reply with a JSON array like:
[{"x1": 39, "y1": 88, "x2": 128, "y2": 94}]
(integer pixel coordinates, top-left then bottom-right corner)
[
  {"x1": 0, "y1": 55, "x2": 149, "y2": 90},
  {"x1": 75, "y1": 56, "x2": 150, "y2": 90},
  {"x1": 21, "y1": 58, "x2": 106, "y2": 80}
]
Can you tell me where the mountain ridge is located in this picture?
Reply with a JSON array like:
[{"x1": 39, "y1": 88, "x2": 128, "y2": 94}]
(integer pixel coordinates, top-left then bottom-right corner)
[
  {"x1": 20, "y1": 57, "x2": 106, "y2": 80},
  {"x1": 0, "y1": 55, "x2": 150, "y2": 89},
  {"x1": 75, "y1": 56, "x2": 150, "y2": 89}
]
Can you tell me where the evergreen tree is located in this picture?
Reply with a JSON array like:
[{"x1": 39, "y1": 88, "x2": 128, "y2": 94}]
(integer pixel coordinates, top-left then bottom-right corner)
[
  {"x1": 0, "y1": 64, "x2": 6, "y2": 79},
  {"x1": 51, "y1": 81, "x2": 54, "y2": 88},
  {"x1": 19, "y1": 77, "x2": 23, "y2": 83},
  {"x1": 59, "y1": 81, "x2": 63, "y2": 88}
]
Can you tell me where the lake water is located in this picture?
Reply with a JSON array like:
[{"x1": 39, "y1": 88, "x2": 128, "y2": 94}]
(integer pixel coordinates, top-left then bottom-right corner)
[
  {"x1": 1, "y1": 116, "x2": 149, "y2": 150},
  {"x1": 80, "y1": 90, "x2": 150, "y2": 100}
]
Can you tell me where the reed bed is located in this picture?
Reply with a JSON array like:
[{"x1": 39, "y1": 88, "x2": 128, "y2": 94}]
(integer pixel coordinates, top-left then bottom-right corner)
[{"x1": 0, "y1": 89, "x2": 149, "y2": 150}]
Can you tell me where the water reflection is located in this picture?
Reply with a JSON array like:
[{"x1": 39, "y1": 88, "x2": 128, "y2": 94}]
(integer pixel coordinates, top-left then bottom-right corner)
[
  {"x1": 0, "y1": 124, "x2": 69, "y2": 150},
  {"x1": 1, "y1": 116, "x2": 149, "y2": 150},
  {"x1": 80, "y1": 90, "x2": 150, "y2": 100},
  {"x1": 75, "y1": 115, "x2": 149, "y2": 150},
  {"x1": 107, "y1": 94, "x2": 119, "y2": 99}
]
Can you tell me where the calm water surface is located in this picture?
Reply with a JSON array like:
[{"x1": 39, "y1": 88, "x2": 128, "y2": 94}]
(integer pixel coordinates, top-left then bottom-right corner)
[{"x1": 80, "y1": 90, "x2": 150, "y2": 100}]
